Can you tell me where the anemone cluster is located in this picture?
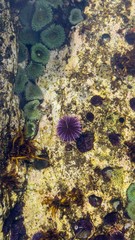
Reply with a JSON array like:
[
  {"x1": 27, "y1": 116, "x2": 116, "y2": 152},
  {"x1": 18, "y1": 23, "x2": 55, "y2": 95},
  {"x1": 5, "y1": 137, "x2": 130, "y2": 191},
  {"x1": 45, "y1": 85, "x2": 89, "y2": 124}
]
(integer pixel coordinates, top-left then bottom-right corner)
[{"x1": 13, "y1": 0, "x2": 87, "y2": 139}]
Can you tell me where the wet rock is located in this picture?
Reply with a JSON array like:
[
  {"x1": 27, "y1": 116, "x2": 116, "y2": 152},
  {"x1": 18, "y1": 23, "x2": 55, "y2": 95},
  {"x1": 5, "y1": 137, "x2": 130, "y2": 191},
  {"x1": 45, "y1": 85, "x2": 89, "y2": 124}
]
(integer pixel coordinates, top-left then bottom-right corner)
[
  {"x1": 90, "y1": 95, "x2": 103, "y2": 106},
  {"x1": 101, "y1": 167, "x2": 114, "y2": 181},
  {"x1": 72, "y1": 217, "x2": 93, "y2": 239},
  {"x1": 125, "y1": 31, "x2": 135, "y2": 45},
  {"x1": 108, "y1": 133, "x2": 120, "y2": 146},
  {"x1": 109, "y1": 231, "x2": 125, "y2": 240},
  {"x1": 86, "y1": 112, "x2": 94, "y2": 122},
  {"x1": 76, "y1": 131, "x2": 94, "y2": 153},
  {"x1": 103, "y1": 212, "x2": 118, "y2": 225},
  {"x1": 88, "y1": 194, "x2": 102, "y2": 207},
  {"x1": 129, "y1": 98, "x2": 135, "y2": 111}
]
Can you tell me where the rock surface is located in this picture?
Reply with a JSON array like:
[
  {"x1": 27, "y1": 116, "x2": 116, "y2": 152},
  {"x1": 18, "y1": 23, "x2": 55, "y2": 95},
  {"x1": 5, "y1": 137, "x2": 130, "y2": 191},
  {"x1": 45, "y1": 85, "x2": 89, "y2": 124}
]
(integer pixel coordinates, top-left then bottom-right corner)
[{"x1": 0, "y1": 0, "x2": 135, "y2": 239}]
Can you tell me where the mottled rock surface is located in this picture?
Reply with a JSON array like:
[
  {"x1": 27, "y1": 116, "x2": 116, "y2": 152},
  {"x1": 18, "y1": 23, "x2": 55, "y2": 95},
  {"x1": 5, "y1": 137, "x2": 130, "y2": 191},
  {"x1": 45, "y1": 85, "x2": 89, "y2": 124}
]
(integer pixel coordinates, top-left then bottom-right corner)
[
  {"x1": 0, "y1": 1, "x2": 25, "y2": 239},
  {"x1": 22, "y1": 0, "x2": 135, "y2": 239},
  {"x1": 1, "y1": 0, "x2": 135, "y2": 240}
]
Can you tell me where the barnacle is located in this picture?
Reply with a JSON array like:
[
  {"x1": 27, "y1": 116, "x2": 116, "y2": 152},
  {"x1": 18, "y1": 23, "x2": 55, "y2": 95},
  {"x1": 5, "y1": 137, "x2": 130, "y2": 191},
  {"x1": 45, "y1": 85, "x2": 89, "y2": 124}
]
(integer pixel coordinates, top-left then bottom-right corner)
[
  {"x1": 24, "y1": 81, "x2": 43, "y2": 101},
  {"x1": 40, "y1": 24, "x2": 65, "y2": 49},
  {"x1": 19, "y1": 28, "x2": 39, "y2": 45},
  {"x1": 26, "y1": 61, "x2": 44, "y2": 79},
  {"x1": 68, "y1": 8, "x2": 84, "y2": 25},
  {"x1": 32, "y1": 1, "x2": 53, "y2": 31},
  {"x1": 14, "y1": 66, "x2": 28, "y2": 95},
  {"x1": 31, "y1": 43, "x2": 50, "y2": 65},
  {"x1": 23, "y1": 100, "x2": 42, "y2": 121},
  {"x1": 18, "y1": 42, "x2": 28, "y2": 63}
]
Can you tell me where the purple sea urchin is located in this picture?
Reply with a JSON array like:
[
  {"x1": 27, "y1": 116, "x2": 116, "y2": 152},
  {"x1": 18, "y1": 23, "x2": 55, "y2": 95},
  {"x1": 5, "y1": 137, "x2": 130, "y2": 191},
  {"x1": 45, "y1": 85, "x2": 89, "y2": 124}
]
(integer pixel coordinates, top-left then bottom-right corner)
[
  {"x1": 32, "y1": 231, "x2": 45, "y2": 240},
  {"x1": 76, "y1": 131, "x2": 94, "y2": 153},
  {"x1": 57, "y1": 116, "x2": 81, "y2": 142}
]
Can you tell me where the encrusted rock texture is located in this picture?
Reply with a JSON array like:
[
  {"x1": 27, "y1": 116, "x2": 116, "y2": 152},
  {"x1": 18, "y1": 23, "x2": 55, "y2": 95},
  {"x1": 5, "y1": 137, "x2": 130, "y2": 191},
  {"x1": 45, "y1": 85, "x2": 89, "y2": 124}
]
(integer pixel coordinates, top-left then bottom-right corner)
[
  {"x1": 23, "y1": 0, "x2": 135, "y2": 239},
  {"x1": 1, "y1": 0, "x2": 135, "y2": 239},
  {"x1": 0, "y1": 1, "x2": 25, "y2": 239}
]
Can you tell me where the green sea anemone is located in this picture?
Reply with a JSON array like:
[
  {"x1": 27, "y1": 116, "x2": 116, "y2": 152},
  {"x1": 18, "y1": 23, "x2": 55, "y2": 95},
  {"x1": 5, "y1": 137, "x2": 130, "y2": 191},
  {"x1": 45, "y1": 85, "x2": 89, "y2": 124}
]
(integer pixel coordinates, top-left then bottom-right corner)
[
  {"x1": 126, "y1": 202, "x2": 135, "y2": 221},
  {"x1": 32, "y1": 1, "x2": 53, "y2": 31},
  {"x1": 40, "y1": 24, "x2": 65, "y2": 49},
  {"x1": 68, "y1": 8, "x2": 84, "y2": 25},
  {"x1": 127, "y1": 183, "x2": 135, "y2": 202},
  {"x1": 25, "y1": 81, "x2": 43, "y2": 101},
  {"x1": 14, "y1": 67, "x2": 28, "y2": 95},
  {"x1": 26, "y1": 61, "x2": 44, "y2": 79},
  {"x1": 23, "y1": 100, "x2": 42, "y2": 121},
  {"x1": 19, "y1": 28, "x2": 39, "y2": 45},
  {"x1": 43, "y1": 0, "x2": 63, "y2": 8},
  {"x1": 18, "y1": 42, "x2": 28, "y2": 63},
  {"x1": 24, "y1": 121, "x2": 38, "y2": 139},
  {"x1": 31, "y1": 43, "x2": 50, "y2": 65},
  {"x1": 11, "y1": 0, "x2": 28, "y2": 6},
  {"x1": 19, "y1": 3, "x2": 34, "y2": 27}
]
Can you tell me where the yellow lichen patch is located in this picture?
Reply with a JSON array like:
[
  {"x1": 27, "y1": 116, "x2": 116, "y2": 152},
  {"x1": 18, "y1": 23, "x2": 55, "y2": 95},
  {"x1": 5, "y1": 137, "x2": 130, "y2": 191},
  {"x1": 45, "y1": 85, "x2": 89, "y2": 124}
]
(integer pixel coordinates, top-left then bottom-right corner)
[{"x1": 111, "y1": 168, "x2": 124, "y2": 192}]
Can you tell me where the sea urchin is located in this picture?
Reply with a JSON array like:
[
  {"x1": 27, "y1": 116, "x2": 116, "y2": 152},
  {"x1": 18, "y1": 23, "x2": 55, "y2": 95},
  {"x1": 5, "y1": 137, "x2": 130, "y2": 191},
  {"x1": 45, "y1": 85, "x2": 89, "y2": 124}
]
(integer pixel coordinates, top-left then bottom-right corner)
[{"x1": 57, "y1": 116, "x2": 81, "y2": 142}]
